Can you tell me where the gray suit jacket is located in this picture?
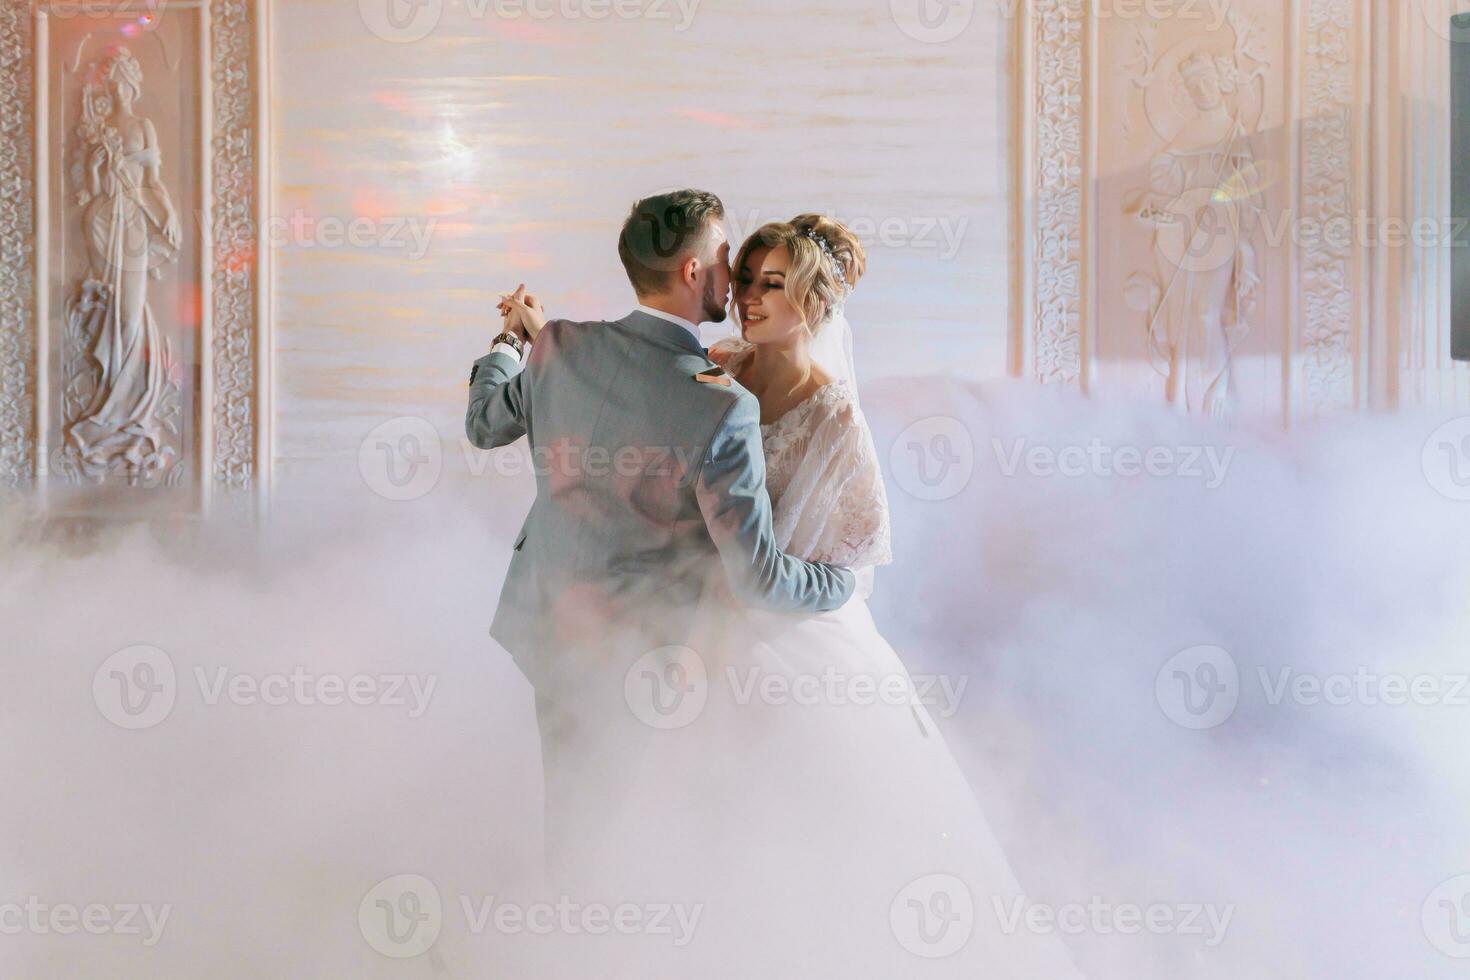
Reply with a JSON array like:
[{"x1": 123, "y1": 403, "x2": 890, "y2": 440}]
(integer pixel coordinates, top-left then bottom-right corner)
[{"x1": 466, "y1": 310, "x2": 855, "y2": 690}]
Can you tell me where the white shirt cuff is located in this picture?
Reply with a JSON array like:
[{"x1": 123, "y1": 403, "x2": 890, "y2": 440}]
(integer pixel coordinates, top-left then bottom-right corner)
[{"x1": 491, "y1": 342, "x2": 523, "y2": 363}]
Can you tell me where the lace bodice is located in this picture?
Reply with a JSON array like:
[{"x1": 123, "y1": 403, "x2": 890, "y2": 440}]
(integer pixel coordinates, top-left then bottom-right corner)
[{"x1": 712, "y1": 340, "x2": 893, "y2": 573}]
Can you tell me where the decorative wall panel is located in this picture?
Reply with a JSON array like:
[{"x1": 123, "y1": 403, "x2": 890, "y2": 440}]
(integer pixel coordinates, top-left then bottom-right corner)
[
  {"x1": 0, "y1": 0, "x2": 267, "y2": 510},
  {"x1": 1011, "y1": 0, "x2": 1452, "y2": 420}
]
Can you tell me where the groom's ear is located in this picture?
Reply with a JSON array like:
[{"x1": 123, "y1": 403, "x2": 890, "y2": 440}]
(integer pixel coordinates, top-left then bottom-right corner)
[{"x1": 678, "y1": 253, "x2": 702, "y2": 288}]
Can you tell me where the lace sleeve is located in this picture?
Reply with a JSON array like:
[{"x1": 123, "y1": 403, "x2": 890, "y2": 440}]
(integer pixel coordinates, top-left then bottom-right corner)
[{"x1": 774, "y1": 387, "x2": 893, "y2": 573}]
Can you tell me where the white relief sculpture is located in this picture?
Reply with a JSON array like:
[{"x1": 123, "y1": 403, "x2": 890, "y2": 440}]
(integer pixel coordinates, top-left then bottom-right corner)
[
  {"x1": 61, "y1": 46, "x2": 183, "y2": 486},
  {"x1": 1123, "y1": 10, "x2": 1269, "y2": 419}
]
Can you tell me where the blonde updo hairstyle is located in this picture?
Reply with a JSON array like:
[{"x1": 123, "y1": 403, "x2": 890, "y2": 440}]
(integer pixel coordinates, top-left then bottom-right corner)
[{"x1": 733, "y1": 213, "x2": 867, "y2": 334}]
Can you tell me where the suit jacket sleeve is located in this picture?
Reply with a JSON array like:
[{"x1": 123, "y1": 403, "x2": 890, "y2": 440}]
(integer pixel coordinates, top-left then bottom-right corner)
[
  {"x1": 465, "y1": 349, "x2": 528, "y2": 450},
  {"x1": 694, "y1": 392, "x2": 856, "y2": 613}
]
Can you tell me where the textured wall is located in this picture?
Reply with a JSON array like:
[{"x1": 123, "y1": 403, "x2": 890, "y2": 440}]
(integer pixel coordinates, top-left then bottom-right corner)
[{"x1": 271, "y1": 0, "x2": 1013, "y2": 493}]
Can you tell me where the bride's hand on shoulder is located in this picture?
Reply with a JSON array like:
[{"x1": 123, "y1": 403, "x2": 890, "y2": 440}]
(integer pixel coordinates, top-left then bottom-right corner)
[{"x1": 707, "y1": 337, "x2": 748, "y2": 368}]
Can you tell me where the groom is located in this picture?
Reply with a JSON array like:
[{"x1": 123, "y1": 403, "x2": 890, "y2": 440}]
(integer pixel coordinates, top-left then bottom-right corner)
[{"x1": 465, "y1": 189, "x2": 855, "y2": 872}]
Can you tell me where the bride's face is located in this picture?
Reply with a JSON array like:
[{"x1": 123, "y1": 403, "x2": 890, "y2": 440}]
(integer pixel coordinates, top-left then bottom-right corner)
[{"x1": 735, "y1": 245, "x2": 805, "y2": 345}]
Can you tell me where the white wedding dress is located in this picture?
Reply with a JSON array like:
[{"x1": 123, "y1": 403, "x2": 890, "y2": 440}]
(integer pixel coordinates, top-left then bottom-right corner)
[{"x1": 585, "y1": 339, "x2": 1087, "y2": 978}]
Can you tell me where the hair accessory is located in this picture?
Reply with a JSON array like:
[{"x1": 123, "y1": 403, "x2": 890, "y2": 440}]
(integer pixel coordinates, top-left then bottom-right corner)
[{"x1": 802, "y1": 228, "x2": 851, "y2": 298}]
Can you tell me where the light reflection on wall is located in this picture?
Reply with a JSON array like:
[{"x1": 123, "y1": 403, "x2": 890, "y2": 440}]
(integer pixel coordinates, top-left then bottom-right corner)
[{"x1": 271, "y1": 0, "x2": 1009, "y2": 488}]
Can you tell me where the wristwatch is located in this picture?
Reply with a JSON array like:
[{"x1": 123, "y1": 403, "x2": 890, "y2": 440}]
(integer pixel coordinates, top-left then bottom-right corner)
[{"x1": 491, "y1": 331, "x2": 527, "y2": 361}]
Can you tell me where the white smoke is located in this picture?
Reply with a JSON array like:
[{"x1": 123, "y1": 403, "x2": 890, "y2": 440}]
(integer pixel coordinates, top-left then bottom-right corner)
[{"x1": 2, "y1": 379, "x2": 1469, "y2": 977}]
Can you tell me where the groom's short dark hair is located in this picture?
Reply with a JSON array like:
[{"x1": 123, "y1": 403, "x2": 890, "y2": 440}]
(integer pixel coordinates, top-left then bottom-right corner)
[{"x1": 618, "y1": 189, "x2": 725, "y2": 297}]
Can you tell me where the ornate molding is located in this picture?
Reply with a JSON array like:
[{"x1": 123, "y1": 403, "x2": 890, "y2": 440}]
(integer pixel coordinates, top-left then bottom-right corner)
[
  {"x1": 0, "y1": 1, "x2": 36, "y2": 488},
  {"x1": 210, "y1": 0, "x2": 259, "y2": 494},
  {"x1": 1029, "y1": 0, "x2": 1085, "y2": 386},
  {"x1": 1298, "y1": 0, "x2": 1356, "y2": 413}
]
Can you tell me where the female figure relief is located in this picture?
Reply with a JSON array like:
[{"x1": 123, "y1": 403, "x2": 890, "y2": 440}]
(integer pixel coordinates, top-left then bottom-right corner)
[
  {"x1": 1127, "y1": 45, "x2": 1264, "y2": 419},
  {"x1": 65, "y1": 47, "x2": 181, "y2": 484}
]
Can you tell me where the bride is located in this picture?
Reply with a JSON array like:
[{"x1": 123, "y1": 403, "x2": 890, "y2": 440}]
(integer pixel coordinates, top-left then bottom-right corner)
[{"x1": 500, "y1": 215, "x2": 1083, "y2": 979}]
